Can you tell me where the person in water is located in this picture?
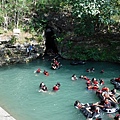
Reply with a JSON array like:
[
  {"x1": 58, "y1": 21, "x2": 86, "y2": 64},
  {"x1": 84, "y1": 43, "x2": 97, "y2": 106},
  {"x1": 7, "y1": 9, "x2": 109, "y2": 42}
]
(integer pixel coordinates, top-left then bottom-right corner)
[
  {"x1": 100, "y1": 70, "x2": 104, "y2": 73},
  {"x1": 71, "y1": 74, "x2": 78, "y2": 80},
  {"x1": 93, "y1": 99, "x2": 111, "y2": 110},
  {"x1": 36, "y1": 68, "x2": 41, "y2": 73},
  {"x1": 53, "y1": 59, "x2": 60, "y2": 67},
  {"x1": 43, "y1": 70, "x2": 49, "y2": 76},
  {"x1": 39, "y1": 82, "x2": 48, "y2": 92},
  {"x1": 101, "y1": 87, "x2": 118, "y2": 103},
  {"x1": 53, "y1": 82, "x2": 61, "y2": 91},
  {"x1": 51, "y1": 63, "x2": 57, "y2": 69},
  {"x1": 74, "y1": 100, "x2": 100, "y2": 118},
  {"x1": 91, "y1": 67, "x2": 95, "y2": 72},
  {"x1": 103, "y1": 98, "x2": 111, "y2": 109},
  {"x1": 42, "y1": 85, "x2": 48, "y2": 91},
  {"x1": 99, "y1": 79, "x2": 104, "y2": 85},
  {"x1": 39, "y1": 82, "x2": 45, "y2": 89}
]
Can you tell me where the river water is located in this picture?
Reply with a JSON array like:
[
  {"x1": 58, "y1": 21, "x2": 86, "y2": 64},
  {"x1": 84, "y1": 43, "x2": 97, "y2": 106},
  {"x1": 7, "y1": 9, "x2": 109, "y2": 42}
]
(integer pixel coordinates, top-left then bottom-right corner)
[{"x1": 0, "y1": 58, "x2": 120, "y2": 120}]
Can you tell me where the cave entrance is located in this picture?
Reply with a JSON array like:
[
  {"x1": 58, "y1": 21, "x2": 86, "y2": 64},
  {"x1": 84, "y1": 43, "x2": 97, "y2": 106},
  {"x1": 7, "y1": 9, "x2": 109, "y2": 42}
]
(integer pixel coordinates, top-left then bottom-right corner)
[{"x1": 44, "y1": 25, "x2": 58, "y2": 55}]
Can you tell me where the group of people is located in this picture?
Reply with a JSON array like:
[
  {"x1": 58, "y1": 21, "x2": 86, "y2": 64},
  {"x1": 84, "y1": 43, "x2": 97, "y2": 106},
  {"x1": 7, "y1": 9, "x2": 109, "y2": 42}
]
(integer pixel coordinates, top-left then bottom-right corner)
[
  {"x1": 86, "y1": 67, "x2": 104, "y2": 74},
  {"x1": 35, "y1": 68, "x2": 49, "y2": 76},
  {"x1": 36, "y1": 63, "x2": 119, "y2": 120},
  {"x1": 39, "y1": 82, "x2": 61, "y2": 92},
  {"x1": 96, "y1": 87, "x2": 118, "y2": 104},
  {"x1": 51, "y1": 58, "x2": 61, "y2": 70},
  {"x1": 79, "y1": 75, "x2": 104, "y2": 90},
  {"x1": 110, "y1": 76, "x2": 120, "y2": 91},
  {"x1": 73, "y1": 73, "x2": 120, "y2": 120},
  {"x1": 86, "y1": 67, "x2": 95, "y2": 72},
  {"x1": 74, "y1": 100, "x2": 102, "y2": 120}
]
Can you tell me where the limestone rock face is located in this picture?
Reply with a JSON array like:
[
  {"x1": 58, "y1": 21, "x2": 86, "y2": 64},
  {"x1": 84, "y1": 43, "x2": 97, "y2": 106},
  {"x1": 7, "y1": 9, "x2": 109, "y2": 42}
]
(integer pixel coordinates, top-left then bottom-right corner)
[{"x1": 0, "y1": 41, "x2": 45, "y2": 66}]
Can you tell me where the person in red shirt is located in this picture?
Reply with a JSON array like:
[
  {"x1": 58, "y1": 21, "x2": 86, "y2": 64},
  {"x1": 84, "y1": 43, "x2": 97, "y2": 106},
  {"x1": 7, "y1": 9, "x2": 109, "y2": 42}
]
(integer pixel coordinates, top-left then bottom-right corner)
[{"x1": 36, "y1": 68, "x2": 41, "y2": 73}]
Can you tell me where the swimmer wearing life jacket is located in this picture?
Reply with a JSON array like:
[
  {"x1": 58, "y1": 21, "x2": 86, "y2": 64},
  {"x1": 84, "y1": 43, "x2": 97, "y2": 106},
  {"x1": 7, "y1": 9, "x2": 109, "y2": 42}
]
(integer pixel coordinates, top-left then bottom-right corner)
[
  {"x1": 36, "y1": 68, "x2": 41, "y2": 73},
  {"x1": 90, "y1": 67, "x2": 95, "y2": 72},
  {"x1": 53, "y1": 59, "x2": 60, "y2": 67},
  {"x1": 71, "y1": 74, "x2": 78, "y2": 80},
  {"x1": 99, "y1": 79, "x2": 104, "y2": 85},
  {"x1": 87, "y1": 85, "x2": 99, "y2": 91},
  {"x1": 74, "y1": 100, "x2": 101, "y2": 119},
  {"x1": 86, "y1": 80, "x2": 92, "y2": 86},
  {"x1": 101, "y1": 86, "x2": 109, "y2": 92},
  {"x1": 39, "y1": 82, "x2": 45, "y2": 89},
  {"x1": 51, "y1": 63, "x2": 57, "y2": 70},
  {"x1": 115, "y1": 77, "x2": 120, "y2": 82},
  {"x1": 92, "y1": 85, "x2": 99, "y2": 90},
  {"x1": 53, "y1": 82, "x2": 61, "y2": 91},
  {"x1": 96, "y1": 89, "x2": 103, "y2": 96},
  {"x1": 93, "y1": 80, "x2": 99, "y2": 86},
  {"x1": 87, "y1": 85, "x2": 93, "y2": 90},
  {"x1": 43, "y1": 70, "x2": 49, "y2": 76},
  {"x1": 39, "y1": 82, "x2": 48, "y2": 92},
  {"x1": 41, "y1": 85, "x2": 48, "y2": 92}
]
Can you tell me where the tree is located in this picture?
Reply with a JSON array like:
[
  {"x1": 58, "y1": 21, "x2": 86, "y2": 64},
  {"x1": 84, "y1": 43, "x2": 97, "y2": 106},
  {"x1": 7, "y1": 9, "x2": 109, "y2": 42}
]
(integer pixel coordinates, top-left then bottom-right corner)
[{"x1": 67, "y1": 0, "x2": 120, "y2": 35}]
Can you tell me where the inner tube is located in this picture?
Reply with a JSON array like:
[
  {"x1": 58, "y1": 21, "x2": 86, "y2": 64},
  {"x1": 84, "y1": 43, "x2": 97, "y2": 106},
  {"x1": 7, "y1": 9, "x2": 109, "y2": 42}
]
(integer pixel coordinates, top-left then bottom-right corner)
[
  {"x1": 116, "y1": 95, "x2": 120, "y2": 104},
  {"x1": 110, "y1": 79, "x2": 117, "y2": 85},
  {"x1": 74, "y1": 101, "x2": 101, "y2": 119},
  {"x1": 114, "y1": 83, "x2": 120, "y2": 90},
  {"x1": 102, "y1": 102, "x2": 119, "y2": 114},
  {"x1": 70, "y1": 60, "x2": 86, "y2": 65}
]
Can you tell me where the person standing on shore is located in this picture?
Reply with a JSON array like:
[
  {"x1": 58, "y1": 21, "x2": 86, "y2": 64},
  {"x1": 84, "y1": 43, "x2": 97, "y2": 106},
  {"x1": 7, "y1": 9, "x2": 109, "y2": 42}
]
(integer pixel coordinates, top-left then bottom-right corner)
[{"x1": 26, "y1": 47, "x2": 30, "y2": 57}]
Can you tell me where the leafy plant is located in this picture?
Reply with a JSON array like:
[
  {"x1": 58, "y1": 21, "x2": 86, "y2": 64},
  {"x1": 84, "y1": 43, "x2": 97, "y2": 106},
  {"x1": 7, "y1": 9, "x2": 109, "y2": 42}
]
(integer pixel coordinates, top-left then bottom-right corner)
[{"x1": 9, "y1": 35, "x2": 17, "y2": 44}]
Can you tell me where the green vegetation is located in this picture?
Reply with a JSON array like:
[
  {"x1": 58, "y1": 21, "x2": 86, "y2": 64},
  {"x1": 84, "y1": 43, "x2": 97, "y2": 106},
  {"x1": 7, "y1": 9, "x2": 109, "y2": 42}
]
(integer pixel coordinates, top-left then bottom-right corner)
[
  {"x1": 0, "y1": 0, "x2": 120, "y2": 63},
  {"x1": 9, "y1": 35, "x2": 17, "y2": 44}
]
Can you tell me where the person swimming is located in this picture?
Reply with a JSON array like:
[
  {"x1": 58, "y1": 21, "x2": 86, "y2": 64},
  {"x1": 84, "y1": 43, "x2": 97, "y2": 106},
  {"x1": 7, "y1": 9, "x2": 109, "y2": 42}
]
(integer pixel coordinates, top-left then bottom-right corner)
[
  {"x1": 43, "y1": 70, "x2": 49, "y2": 76},
  {"x1": 39, "y1": 82, "x2": 45, "y2": 89},
  {"x1": 39, "y1": 82, "x2": 48, "y2": 92},
  {"x1": 53, "y1": 82, "x2": 61, "y2": 91},
  {"x1": 71, "y1": 74, "x2": 78, "y2": 80},
  {"x1": 36, "y1": 68, "x2": 41, "y2": 73}
]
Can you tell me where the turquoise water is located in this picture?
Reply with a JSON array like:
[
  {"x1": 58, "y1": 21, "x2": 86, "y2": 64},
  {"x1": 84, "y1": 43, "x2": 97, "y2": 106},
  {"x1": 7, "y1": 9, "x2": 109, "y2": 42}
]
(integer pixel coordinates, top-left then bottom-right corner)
[{"x1": 0, "y1": 59, "x2": 120, "y2": 120}]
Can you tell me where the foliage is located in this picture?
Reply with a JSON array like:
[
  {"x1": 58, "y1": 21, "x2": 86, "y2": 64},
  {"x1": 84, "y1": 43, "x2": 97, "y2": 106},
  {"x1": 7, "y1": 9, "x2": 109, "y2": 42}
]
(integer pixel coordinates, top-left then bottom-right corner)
[
  {"x1": 0, "y1": 0, "x2": 119, "y2": 63},
  {"x1": 67, "y1": 45, "x2": 119, "y2": 62},
  {"x1": 9, "y1": 35, "x2": 17, "y2": 44},
  {"x1": 0, "y1": 0, "x2": 119, "y2": 35},
  {"x1": 67, "y1": 0, "x2": 120, "y2": 35},
  {"x1": 36, "y1": 34, "x2": 44, "y2": 43}
]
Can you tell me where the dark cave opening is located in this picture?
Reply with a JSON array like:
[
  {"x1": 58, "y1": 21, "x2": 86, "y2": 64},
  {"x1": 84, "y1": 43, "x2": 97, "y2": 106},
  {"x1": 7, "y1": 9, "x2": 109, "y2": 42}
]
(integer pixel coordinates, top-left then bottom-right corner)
[{"x1": 44, "y1": 25, "x2": 58, "y2": 55}]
